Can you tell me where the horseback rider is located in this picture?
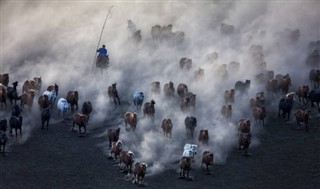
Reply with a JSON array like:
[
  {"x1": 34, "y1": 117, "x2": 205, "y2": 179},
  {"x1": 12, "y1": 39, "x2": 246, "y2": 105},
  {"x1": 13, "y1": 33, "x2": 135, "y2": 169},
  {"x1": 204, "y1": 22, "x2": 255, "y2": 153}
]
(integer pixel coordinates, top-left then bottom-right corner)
[
  {"x1": 96, "y1": 44, "x2": 109, "y2": 67},
  {"x1": 97, "y1": 44, "x2": 108, "y2": 57}
]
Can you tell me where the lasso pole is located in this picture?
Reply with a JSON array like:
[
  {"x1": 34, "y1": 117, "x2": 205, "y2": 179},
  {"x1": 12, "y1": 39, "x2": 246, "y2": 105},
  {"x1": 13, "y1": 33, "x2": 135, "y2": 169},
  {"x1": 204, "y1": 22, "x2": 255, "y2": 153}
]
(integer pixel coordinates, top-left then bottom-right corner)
[{"x1": 92, "y1": 5, "x2": 114, "y2": 72}]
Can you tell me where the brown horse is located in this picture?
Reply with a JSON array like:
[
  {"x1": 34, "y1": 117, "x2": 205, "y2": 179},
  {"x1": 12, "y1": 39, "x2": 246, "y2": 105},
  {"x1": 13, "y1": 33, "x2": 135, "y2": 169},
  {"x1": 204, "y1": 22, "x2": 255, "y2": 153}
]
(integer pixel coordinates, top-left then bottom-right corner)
[
  {"x1": 81, "y1": 101, "x2": 93, "y2": 120},
  {"x1": 238, "y1": 118, "x2": 250, "y2": 134},
  {"x1": 143, "y1": 100, "x2": 155, "y2": 120},
  {"x1": 20, "y1": 89, "x2": 35, "y2": 111},
  {"x1": 161, "y1": 118, "x2": 173, "y2": 138},
  {"x1": 198, "y1": 129, "x2": 209, "y2": 145},
  {"x1": 0, "y1": 73, "x2": 9, "y2": 86},
  {"x1": 296, "y1": 85, "x2": 310, "y2": 106},
  {"x1": 47, "y1": 83, "x2": 59, "y2": 96},
  {"x1": 179, "y1": 57, "x2": 192, "y2": 70},
  {"x1": 238, "y1": 133, "x2": 251, "y2": 155},
  {"x1": 124, "y1": 112, "x2": 137, "y2": 131},
  {"x1": 151, "y1": 81, "x2": 161, "y2": 95},
  {"x1": 107, "y1": 128, "x2": 120, "y2": 148},
  {"x1": 252, "y1": 107, "x2": 266, "y2": 126},
  {"x1": 276, "y1": 74, "x2": 291, "y2": 95},
  {"x1": 194, "y1": 68, "x2": 204, "y2": 81},
  {"x1": 22, "y1": 77, "x2": 41, "y2": 94},
  {"x1": 201, "y1": 151, "x2": 214, "y2": 173},
  {"x1": 163, "y1": 81, "x2": 175, "y2": 98},
  {"x1": 119, "y1": 150, "x2": 135, "y2": 173},
  {"x1": 66, "y1": 91, "x2": 79, "y2": 112},
  {"x1": 179, "y1": 156, "x2": 191, "y2": 179},
  {"x1": 109, "y1": 140, "x2": 122, "y2": 161},
  {"x1": 224, "y1": 89, "x2": 235, "y2": 104},
  {"x1": 107, "y1": 83, "x2": 121, "y2": 105},
  {"x1": 177, "y1": 83, "x2": 188, "y2": 98},
  {"x1": 180, "y1": 92, "x2": 196, "y2": 112},
  {"x1": 221, "y1": 104, "x2": 232, "y2": 121},
  {"x1": 0, "y1": 86, "x2": 7, "y2": 110},
  {"x1": 133, "y1": 162, "x2": 147, "y2": 185},
  {"x1": 72, "y1": 112, "x2": 88, "y2": 134},
  {"x1": 38, "y1": 95, "x2": 50, "y2": 110},
  {"x1": 309, "y1": 69, "x2": 320, "y2": 88}
]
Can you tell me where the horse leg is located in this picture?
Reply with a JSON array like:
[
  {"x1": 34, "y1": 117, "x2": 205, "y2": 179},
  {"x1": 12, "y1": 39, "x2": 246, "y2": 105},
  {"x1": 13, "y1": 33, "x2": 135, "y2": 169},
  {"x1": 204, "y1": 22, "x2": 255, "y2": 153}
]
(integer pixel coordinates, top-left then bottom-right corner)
[
  {"x1": 117, "y1": 96, "x2": 121, "y2": 105},
  {"x1": 46, "y1": 120, "x2": 49, "y2": 130}
]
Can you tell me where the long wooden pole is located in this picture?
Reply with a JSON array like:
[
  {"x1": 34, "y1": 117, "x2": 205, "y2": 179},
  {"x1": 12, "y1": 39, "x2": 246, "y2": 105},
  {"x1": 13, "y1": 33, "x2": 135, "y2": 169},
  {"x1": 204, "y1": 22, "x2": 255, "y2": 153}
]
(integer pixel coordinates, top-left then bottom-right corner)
[{"x1": 92, "y1": 5, "x2": 114, "y2": 72}]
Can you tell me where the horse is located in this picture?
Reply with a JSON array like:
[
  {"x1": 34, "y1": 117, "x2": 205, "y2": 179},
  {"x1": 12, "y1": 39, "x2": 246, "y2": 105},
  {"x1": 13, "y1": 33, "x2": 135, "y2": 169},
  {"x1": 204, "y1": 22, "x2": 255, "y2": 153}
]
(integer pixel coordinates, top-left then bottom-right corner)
[
  {"x1": 276, "y1": 74, "x2": 291, "y2": 95},
  {"x1": 198, "y1": 129, "x2": 209, "y2": 145},
  {"x1": 43, "y1": 90, "x2": 57, "y2": 109},
  {"x1": 107, "y1": 83, "x2": 121, "y2": 105},
  {"x1": 143, "y1": 100, "x2": 155, "y2": 121},
  {"x1": 96, "y1": 54, "x2": 109, "y2": 73},
  {"x1": 185, "y1": 116, "x2": 197, "y2": 139},
  {"x1": 151, "y1": 81, "x2": 161, "y2": 95},
  {"x1": 182, "y1": 143, "x2": 198, "y2": 160},
  {"x1": 180, "y1": 92, "x2": 196, "y2": 112},
  {"x1": 309, "y1": 69, "x2": 320, "y2": 89},
  {"x1": 179, "y1": 57, "x2": 192, "y2": 70},
  {"x1": 57, "y1": 98, "x2": 69, "y2": 118},
  {"x1": 81, "y1": 101, "x2": 93, "y2": 120},
  {"x1": 0, "y1": 86, "x2": 7, "y2": 110},
  {"x1": 179, "y1": 156, "x2": 192, "y2": 179},
  {"x1": 133, "y1": 162, "x2": 147, "y2": 185},
  {"x1": 238, "y1": 133, "x2": 251, "y2": 155},
  {"x1": 177, "y1": 83, "x2": 188, "y2": 98},
  {"x1": 194, "y1": 68, "x2": 204, "y2": 81},
  {"x1": 20, "y1": 89, "x2": 35, "y2": 111},
  {"x1": 38, "y1": 94, "x2": 50, "y2": 110},
  {"x1": 124, "y1": 112, "x2": 137, "y2": 131},
  {"x1": 6, "y1": 81, "x2": 20, "y2": 105},
  {"x1": 9, "y1": 115, "x2": 23, "y2": 139},
  {"x1": 278, "y1": 92, "x2": 295, "y2": 120},
  {"x1": 66, "y1": 91, "x2": 79, "y2": 112},
  {"x1": 235, "y1": 80, "x2": 251, "y2": 95},
  {"x1": 119, "y1": 150, "x2": 135, "y2": 173},
  {"x1": 22, "y1": 77, "x2": 41, "y2": 94},
  {"x1": 11, "y1": 104, "x2": 22, "y2": 117},
  {"x1": 161, "y1": 118, "x2": 173, "y2": 138},
  {"x1": 0, "y1": 73, "x2": 9, "y2": 86},
  {"x1": 201, "y1": 151, "x2": 214, "y2": 173},
  {"x1": 0, "y1": 132, "x2": 8, "y2": 156},
  {"x1": 72, "y1": 112, "x2": 88, "y2": 134},
  {"x1": 221, "y1": 104, "x2": 232, "y2": 121},
  {"x1": 41, "y1": 107, "x2": 51, "y2": 130},
  {"x1": 238, "y1": 118, "x2": 251, "y2": 134},
  {"x1": 109, "y1": 140, "x2": 123, "y2": 161},
  {"x1": 107, "y1": 128, "x2": 120, "y2": 148},
  {"x1": 224, "y1": 89, "x2": 235, "y2": 104},
  {"x1": 163, "y1": 81, "x2": 175, "y2": 98},
  {"x1": 47, "y1": 83, "x2": 59, "y2": 96},
  {"x1": 252, "y1": 107, "x2": 266, "y2": 126},
  {"x1": 133, "y1": 91, "x2": 144, "y2": 111}
]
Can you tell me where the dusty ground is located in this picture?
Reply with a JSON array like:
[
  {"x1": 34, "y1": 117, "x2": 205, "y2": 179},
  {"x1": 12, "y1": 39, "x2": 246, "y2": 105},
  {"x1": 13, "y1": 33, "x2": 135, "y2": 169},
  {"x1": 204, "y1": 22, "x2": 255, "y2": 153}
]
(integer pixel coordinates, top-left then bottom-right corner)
[{"x1": 0, "y1": 103, "x2": 319, "y2": 189}]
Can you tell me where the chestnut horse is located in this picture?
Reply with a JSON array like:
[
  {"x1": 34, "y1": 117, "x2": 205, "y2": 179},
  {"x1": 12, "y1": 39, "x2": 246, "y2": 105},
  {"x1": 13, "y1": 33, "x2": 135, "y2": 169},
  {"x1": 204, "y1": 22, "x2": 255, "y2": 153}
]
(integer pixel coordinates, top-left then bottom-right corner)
[
  {"x1": 133, "y1": 162, "x2": 147, "y2": 185},
  {"x1": 124, "y1": 112, "x2": 137, "y2": 131},
  {"x1": 201, "y1": 151, "x2": 214, "y2": 173},
  {"x1": 161, "y1": 118, "x2": 173, "y2": 138},
  {"x1": 179, "y1": 156, "x2": 191, "y2": 179},
  {"x1": 66, "y1": 91, "x2": 79, "y2": 112},
  {"x1": 119, "y1": 150, "x2": 135, "y2": 173},
  {"x1": 72, "y1": 112, "x2": 88, "y2": 134}
]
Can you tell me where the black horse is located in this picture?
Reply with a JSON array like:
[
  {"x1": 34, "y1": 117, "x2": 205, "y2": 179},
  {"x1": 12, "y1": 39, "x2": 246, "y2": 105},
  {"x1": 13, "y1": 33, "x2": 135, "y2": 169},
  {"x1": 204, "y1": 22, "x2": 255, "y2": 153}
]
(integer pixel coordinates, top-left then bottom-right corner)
[
  {"x1": 9, "y1": 115, "x2": 23, "y2": 139},
  {"x1": 7, "y1": 81, "x2": 20, "y2": 105},
  {"x1": 41, "y1": 108, "x2": 51, "y2": 130},
  {"x1": 278, "y1": 93, "x2": 295, "y2": 120},
  {"x1": 11, "y1": 104, "x2": 22, "y2": 117}
]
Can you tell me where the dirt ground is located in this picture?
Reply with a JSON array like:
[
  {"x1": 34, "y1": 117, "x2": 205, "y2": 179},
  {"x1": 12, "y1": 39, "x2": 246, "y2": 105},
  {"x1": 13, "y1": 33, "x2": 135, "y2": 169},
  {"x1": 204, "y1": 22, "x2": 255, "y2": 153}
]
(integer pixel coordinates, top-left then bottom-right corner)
[{"x1": 0, "y1": 103, "x2": 320, "y2": 189}]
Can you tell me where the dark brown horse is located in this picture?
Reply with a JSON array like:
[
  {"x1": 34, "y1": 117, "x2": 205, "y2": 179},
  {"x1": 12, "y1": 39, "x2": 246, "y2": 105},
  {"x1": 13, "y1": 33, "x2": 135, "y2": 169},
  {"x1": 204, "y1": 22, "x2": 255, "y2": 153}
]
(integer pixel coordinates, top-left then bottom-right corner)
[
  {"x1": 151, "y1": 81, "x2": 161, "y2": 95},
  {"x1": 66, "y1": 91, "x2": 79, "y2": 112},
  {"x1": 238, "y1": 118, "x2": 250, "y2": 134},
  {"x1": 238, "y1": 133, "x2": 251, "y2": 155},
  {"x1": 7, "y1": 81, "x2": 20, "y2": 105},
  {"x1": 0, "y1": 86, "x2": 7, "y2": 110},
  {"x1": 107, "y1": 128, "x2": 120, "y2": 148},
  {"x1": 133, "y1": 162, "x2": 147, "y2": 185},
  {"x1": 201, "y1": 151, "x2": 214, "y2": 173},
  {"x1": 81, "y1": 101, "x2": 93, "y2": 120},
  {"x1": 161, "y1": 118, "x2": 173, "y2": 138},
  {"x1": 108, "y1": 83, "x2": 121, "y2": 105},
  {"x1": 0, "y1": 73, "x2": 9, "y2": 86},
  {"x1": 177, "y1": 83, "x2": 188, "y2": 98},
  {"x1": 179, "y1": 156, "x2": 191, "y2": 179},
  {"x1": 143, "y1": 100, "x2": 155, "y2": 121},
  {"x1": 163, "y1": 81, "x2": 175, "y2": 98},
  {"x1": 38, "y1": 95, "x2": 50, "y2": 110},
  {"x1": 198, "y1": 129, "x2": 209, "y2": 145},
  {"x1": 0, "y1": 119, "x2": 8, "y2": 156}
]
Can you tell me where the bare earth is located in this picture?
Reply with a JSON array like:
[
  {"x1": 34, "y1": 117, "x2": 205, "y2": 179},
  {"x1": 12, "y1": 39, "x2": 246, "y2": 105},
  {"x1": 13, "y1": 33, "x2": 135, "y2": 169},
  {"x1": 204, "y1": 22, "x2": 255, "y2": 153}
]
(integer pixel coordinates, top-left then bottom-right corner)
[{"x1": 0, "y1": 106, "x2": 319, "y2": 189}]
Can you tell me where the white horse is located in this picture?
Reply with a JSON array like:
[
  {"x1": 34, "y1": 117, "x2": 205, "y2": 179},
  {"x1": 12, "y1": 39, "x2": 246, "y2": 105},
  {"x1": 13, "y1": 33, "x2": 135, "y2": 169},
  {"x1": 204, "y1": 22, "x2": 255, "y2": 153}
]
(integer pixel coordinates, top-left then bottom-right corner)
[
  {"x1": 43, "y1": 90, "x2": 57, "y2": 109},
  {"x1": 182, "y1": 143, "x2": 198, "y2": 160},
  {"x1": 57, "y1": 98, "x2": 69, "y2": 118}
]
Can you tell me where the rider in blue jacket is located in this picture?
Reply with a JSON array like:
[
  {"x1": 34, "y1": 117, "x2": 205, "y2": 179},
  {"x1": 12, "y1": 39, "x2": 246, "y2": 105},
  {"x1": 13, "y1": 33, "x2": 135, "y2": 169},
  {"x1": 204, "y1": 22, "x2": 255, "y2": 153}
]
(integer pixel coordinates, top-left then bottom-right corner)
[{"x1": 97, "y1": 45, "x2": 108, "y2": 56}]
